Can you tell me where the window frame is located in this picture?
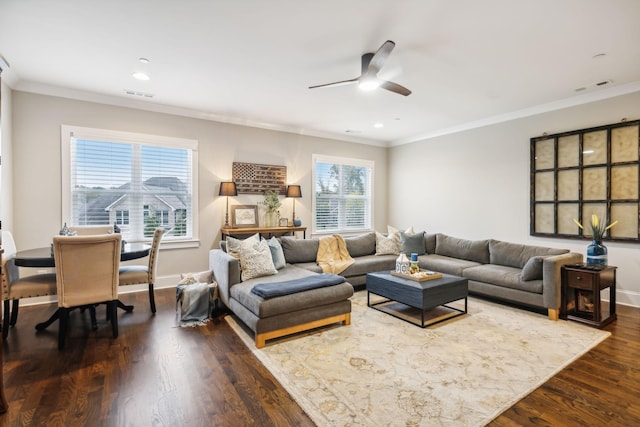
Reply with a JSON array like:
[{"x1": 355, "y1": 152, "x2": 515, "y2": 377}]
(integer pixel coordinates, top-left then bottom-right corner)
[
  {"x1": 312, "y1": 154, "x2": 374, "y2": 235},
  {"x1": 61, "y1": 125, "x2": 199, "y2": 248}
]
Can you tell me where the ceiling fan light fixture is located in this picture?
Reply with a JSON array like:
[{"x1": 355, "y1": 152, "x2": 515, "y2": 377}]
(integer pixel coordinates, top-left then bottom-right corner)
[{"x1": 358, "y1": 78, "x2": 380, "y2": 91}]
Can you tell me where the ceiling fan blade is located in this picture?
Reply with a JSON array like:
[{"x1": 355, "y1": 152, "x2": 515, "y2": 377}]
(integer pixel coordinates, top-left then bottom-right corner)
[
  {"x1": 367, "y1": 40, "x2": 395, "y2": 75},
  {"x1": 380, "y1": 80, "x2": 412, "y2": 96},
  {"x1": 309, "y1": 77, "x2": 358, "y2": 89}
]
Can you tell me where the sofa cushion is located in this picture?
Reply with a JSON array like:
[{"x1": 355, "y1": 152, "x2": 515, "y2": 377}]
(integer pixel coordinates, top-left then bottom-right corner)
[
  {"x1": 520, "y1": 256, "x2": 544, "y2": 281},
  {"x1": 375, "y1": 232, "x2": 400, "y2": 255},
  {"x1": 400, "y1": 231, "x2": 426, "y2": 255},
  {"x1": 239, "y1": 239, "x2": 277, "y2": 281},
  {"x1": 230, "y1": 265, "x2": 353, "y2": 318},
  {"x1": 339, "y1": 254, "x2": 397, "y2": 278},
  {"x1": 344, "y1": 232, "x2": 376, "y2": 257},
  {"x1": 280, "y1": 236, "x2": 319, "y2": 263},
  {"x1": 489, "y1": 240, "x2": 569, "y2": 268},
  {"x1": 436, "y1": 234, "x2": 490, "y2": 264},
  {"x1": 267, "y1": 237, "x2": 286, "y2": 270},
  {"x1": 463, "y1": 264, "x2": 544, "y2": 294},
  {"x1": 418, "y1": 254, "x2": 482, "y2": 276},
  {"x1": 424, "y1": 233, "x2": 437, "y2": 254}
]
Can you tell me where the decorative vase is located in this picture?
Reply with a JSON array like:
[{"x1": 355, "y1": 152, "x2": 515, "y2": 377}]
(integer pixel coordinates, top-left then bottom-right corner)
[
  {"x1": 586, "y1": 240, "x2": 608, "y2": 265},
  {"x1": 264, "y1": 211, "x2": 278, "y2": 227},
  {"x1": 293, "y1": 218, "x2": 302, "y2": 227}
]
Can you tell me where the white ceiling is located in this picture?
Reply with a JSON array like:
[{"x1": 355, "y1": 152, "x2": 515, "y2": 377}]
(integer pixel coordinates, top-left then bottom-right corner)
[{"x1": 2, "y1": 0, "x2": 640, "y2": 147}]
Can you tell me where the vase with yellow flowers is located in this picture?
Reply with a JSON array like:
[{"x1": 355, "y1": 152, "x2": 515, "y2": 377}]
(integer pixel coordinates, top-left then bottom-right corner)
[{"x1": 573, "y1": 214, "x2": 618, "y2": 265}]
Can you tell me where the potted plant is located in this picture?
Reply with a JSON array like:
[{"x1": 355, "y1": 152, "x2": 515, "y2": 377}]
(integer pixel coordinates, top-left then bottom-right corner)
[{"x1": 261, "y1": 190, "x2": 281, "y2": 227}]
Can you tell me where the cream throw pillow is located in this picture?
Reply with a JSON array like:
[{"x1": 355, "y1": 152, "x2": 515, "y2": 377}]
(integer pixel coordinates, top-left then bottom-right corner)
[
  {"x1": 227, "y1": 233, "x2": 260, "y2": 271},
  {"x1": 375, "y1": 232, "x2": 401, "y2": 255},
  {"x1": 240, "y1": 238, "x2": 278, "y2": 281},
  {"x1": 387, "y1": 225, "x2": 414, "y2": 241}
]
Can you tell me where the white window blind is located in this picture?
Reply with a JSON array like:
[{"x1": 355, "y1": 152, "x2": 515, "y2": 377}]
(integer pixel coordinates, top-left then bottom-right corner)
[
  {"x1": 313, "y1": 155, "x2": 373, "y2": 234},
  {"x1": 61, "y1": 126, "x2": 198, "y2": 243}
]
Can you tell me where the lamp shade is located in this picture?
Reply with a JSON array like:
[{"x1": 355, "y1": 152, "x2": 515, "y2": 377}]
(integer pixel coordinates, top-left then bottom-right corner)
[
  {"x1": 286, "y1": 185, "x2": 302, "y2": 198},
  {"x1": 219, "y1": 181, "x2": 237, "y2": 197}
]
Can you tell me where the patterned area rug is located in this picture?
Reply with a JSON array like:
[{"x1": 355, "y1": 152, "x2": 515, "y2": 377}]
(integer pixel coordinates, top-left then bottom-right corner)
[{"x1": 226, "y1": 291, "x2": 610, "y2": 426}]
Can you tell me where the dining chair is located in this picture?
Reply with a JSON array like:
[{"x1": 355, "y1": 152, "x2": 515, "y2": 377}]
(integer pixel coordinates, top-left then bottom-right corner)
[
  {"x1": 52, "y1": 233, "x2": 121, "y2": 350},
  {"x1": 118, "y1": 228, "x2": 164, "y2": 314},
  {"x1": 1, "y1": 230, "x2": 57, "y2": 340},
  {"x1": 68, "y1": 225, "x2": 113, "y2": 235}
]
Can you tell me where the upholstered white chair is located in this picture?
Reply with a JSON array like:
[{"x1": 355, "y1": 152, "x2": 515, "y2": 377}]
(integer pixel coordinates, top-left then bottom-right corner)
[
  {"x1": 1, "y1": 230, "x2": 57, "y2": 339},
  {"x1": 52, "y1": 233, "x2": 122, "y2": 349},
  {"x1": 68, "y1": 226, "x2": 113, "y2": 235},
  {"x1": 118, "y1": 228, "x2": 164, "y2": 314}
]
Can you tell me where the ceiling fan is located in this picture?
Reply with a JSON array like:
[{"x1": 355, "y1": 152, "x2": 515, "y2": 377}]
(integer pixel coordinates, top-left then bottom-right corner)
[{"x1": 309, "y1": 40, "x2": 411, "y2": 96}]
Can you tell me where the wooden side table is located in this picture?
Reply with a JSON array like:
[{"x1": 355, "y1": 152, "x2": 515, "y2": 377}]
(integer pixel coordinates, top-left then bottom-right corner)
[
  {"x1": 220, "y1": 225, "x2": 307, "y2": 240},
  {"x1": 561, "y1": 264, "x2": 617, "y2": 328}
]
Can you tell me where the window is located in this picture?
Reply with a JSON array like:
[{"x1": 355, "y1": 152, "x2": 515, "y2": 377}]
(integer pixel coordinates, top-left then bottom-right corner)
[
  {"x1": 61, "y1": 125, "x2": 199, "y2": 243},
  {"x1": 115, "y1": 210, "x2": 129, "y2": 225},
  {"x1": 312, "y1": 154, "x2": 373, "y2": 234}
]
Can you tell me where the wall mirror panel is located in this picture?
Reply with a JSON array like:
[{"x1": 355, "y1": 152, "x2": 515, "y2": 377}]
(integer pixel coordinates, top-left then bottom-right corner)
[{"x1": 531, "y1": 119, "x2": 640, "y2": 242}]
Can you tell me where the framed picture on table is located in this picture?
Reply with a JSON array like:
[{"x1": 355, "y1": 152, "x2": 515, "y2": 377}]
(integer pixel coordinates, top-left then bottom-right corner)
[
  {"x1": 279, "y1": 218, "x2": 289, "y2": 227},
  {"x1": 231, "y1": 205, "x2": 258, "y2": 227}
]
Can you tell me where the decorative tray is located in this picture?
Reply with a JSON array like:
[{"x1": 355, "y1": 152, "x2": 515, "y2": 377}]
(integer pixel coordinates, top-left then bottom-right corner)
[{"x1": 390, "y1": 270, "x2": 443, "y2": 282}]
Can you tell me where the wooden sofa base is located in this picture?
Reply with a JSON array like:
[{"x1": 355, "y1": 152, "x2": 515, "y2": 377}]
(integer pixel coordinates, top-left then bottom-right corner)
[
  {"x1": 255, "y1": 312, "x2": 351, "y2": 348},
  {"x1": 548, "y1": 308, "x2": 559, "y2": 320}
]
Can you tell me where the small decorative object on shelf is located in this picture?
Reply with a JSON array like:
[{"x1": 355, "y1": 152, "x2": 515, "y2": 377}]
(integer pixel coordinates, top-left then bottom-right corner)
[
  {"x1": 293, "y1": 218, "x2": 302, "y2": 227},
  {"x1": 59, "y1": 222, "x2": 70, "y2": 236},
  {"x1": 113, "y1": 222, "x2": 121, "y2": 233},
  {"x1": 261, "y1": 190, "x2": 281, "y2": 227},
  {"x1": 573, "y1": 214, "x2": 618, "y2": 265}
]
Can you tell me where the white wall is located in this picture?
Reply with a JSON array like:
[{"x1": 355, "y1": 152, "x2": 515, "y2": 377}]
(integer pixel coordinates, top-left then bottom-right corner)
[
  {"x1": 0, "y1": 80, "x2": 13, "y2": 230},
  {"x1": 11, "y1": 91, "x2": 388, "y2": 286},
  {"x1": 389, "y1": 91, "x2": 640, "y2": 307}
]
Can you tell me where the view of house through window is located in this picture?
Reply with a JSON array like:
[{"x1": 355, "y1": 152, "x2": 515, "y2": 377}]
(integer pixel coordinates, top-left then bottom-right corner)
[
  {"x1": 61, "y1": 126, "x2": 198, "y2": 242},
  {"x1": 313, "y1": 154, "x2": 373, "y2": 234}
]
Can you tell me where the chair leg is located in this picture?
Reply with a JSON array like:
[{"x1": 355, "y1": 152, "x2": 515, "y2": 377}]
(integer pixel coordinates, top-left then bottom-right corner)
[
  {"x1": 2, "y1": 301, "x2": 10, "y2": 340},
  {"x1": 58, "y1": 308, "x2": 69, "y2": 350},
  {"x1": 149, "y1": 283, "x2": 156, "y2": 314},
  {"x1": 10, "y1": 300, "x2": 19, "y2": 326},
  {"x1": 89, "y1": 305, "x2": 98, "y2": 330},
  {"x1": 109, "y1": 301, "x2": 118, "y2": 338}
]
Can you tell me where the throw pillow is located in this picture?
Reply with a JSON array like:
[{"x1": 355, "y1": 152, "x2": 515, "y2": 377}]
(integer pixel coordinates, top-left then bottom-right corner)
[
  {"x1": 520, "y1": 256, "x2": 544, "y2": 281},
  {"x1": 387, "y1": 225, "x2": 414, "y2": 241},
  {"x1": 240, "y1": 238, "x2": 278, "y2": 281},
  {"x1": 400, "y1": 230, "x2": 426, "y2": 255},
  {"x1": 375, "y1": 231, "x2": 401, "y2": 255},
  {"x1": 267, "y1": 237, "x2": 286, "y2": 270},
  {"x1": 226, "y1": 233, "x2": 260, "y2": 259}
]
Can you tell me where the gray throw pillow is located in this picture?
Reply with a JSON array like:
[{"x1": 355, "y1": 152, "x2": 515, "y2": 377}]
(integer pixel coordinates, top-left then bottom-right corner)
[
  {"x1": 400, "y1": 231, "x2": 426, "y2": 255},
  {"x1": 520, "y1": 256, "x2": 544, "y2": 281},
  {"x1": 267, "y1": 237, "x2": 286, "y2": 269}
]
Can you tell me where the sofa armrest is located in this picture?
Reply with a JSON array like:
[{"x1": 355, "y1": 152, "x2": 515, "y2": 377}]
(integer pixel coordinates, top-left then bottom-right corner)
[
  {"x1": 209, "y1": 249, "x2": 241, "y2": 307},
  {"x1": 542, "y1": 252, "x2": 583, "y2": 309}
]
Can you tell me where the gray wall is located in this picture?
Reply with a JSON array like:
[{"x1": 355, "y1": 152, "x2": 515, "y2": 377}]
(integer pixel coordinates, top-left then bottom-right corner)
[
  {"x1": 389, "y1": 91, "x2": 640, "y2": 307},
  {"x1": 10, "y1": 91, "x2": 389, "y2": 287}
]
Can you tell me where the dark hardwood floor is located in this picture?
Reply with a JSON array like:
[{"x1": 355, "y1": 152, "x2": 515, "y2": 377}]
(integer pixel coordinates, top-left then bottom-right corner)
[{"x1": 1, "y1": 288, "x2": 638, "y2": 426}]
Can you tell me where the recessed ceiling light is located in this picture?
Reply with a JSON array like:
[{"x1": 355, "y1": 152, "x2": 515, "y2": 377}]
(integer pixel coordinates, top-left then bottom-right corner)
[
  {"x1": 374, "y1": 123, "x2": 384, "y2": 128},
  {"x1": 132, "y1": 72, "x2": 150, "y2": 81},
  {"x1": 138, "y1": 57, "x2": 150, "y2": 64}
]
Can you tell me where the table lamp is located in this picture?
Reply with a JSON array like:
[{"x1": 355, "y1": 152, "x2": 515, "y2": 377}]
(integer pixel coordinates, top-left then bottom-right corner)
[
  {"x1": 219, "y1": 181, "x2": 237, "y2": 226},
  {"x1": 286, "y1": 185, "x2": 302, "y2": 226}
]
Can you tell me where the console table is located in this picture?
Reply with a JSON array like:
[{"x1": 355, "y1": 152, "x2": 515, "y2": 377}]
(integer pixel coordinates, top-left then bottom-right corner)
[
  {"x1": 221, "y1": 225, "x2": 307, "y2": 240},
  {"x1": 561, "y1": 264, "x2": 617, "y2": 328}
]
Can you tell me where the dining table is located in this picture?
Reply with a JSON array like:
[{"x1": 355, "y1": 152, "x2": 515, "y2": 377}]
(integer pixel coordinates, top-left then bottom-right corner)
[{"x1": 14, "y1": 242, "x2": 151, "y2": 330}]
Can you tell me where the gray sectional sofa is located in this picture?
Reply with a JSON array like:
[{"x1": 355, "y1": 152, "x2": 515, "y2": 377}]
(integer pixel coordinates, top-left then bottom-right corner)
[{"x1": 209, "y1": 231, "x2": 582, "y2": 347}]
